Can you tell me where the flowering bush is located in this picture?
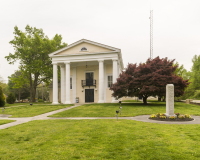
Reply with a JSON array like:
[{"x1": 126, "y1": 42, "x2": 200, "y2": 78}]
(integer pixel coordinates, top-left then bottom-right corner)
[
  {"x1": 185, "y1": 114, "x2": 192, "y2": 118},
  {"x1": 178, "y1": 115, "x2": 185, "y2": 119},
  {"x1": 159, "y1": 116, "x2": 166, "y2": 119},
  {"x1": 149, "y1": 113, "x2": 193, "y2": 121},
  {"x1": 169, "y1": 116, "x2": 176, "y2": 119},
  {"x1": 175, "y1": 113, "x2": 180, "y2": 116},
  {"x1": 156, "y1": 113, "x2": 160, "y2": 116},
  {"x1": 151, "y1": 114, "x2": 157, "y2": 118}
]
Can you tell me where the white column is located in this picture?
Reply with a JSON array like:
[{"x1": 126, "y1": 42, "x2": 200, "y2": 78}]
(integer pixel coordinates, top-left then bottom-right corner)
[
  {"x1": 64, "y1": 61, "x2": 71, "y2": 104},
  {"x1": 64, "y1": 66, "x2": 66, "y2": 102},
  {"x1": 52, "y1": 62, "x2": 59, "y2": 104},
  {"x1": 98, "y1": 60, "x2": 104, "y2": 103},
  {"x1": 104, "y1": 63, "x2": 107, "y2": 102},
  {"x1": 60, "y1": 64, "x2": 65, "y2": 104},
  {"x1": 112, "y1": 59, "x2": 118, "y2": 103},
  {"x1": 72, "y1": 67, "x2": 76, "y2": 103}
]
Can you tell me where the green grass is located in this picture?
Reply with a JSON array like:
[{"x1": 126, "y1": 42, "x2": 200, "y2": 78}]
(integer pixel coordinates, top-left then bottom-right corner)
[
  {"x1": 50, "y1": 102, "x2": 200, "y2": 117},
  {"x1": 0, "y1": 104, "x2": 73, "y2": 117},
  {"x1": 122, "y1": 100, "x2": 141, "y2": 102},
  {"x1": 0, "y1": 119, "x2": 200, "y2": 159},
  {"x1": 4, "y1": 102, "x2": 52, "y2": 107},
  {"x1": 0, "y1": 120, "x2": 15, "y2": 125}
]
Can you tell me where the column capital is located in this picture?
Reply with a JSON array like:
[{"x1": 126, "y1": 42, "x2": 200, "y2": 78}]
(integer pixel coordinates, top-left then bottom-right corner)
[
  {"x1": 112, "y1": 58, "x2": 118, "y2": 62},
  {"x1": 98, "y1": 59, "x2": 104, "y2": 62},
  {"x1": 52, "y1": 62, "x2": 57, "y2": 65},
  {"x1": 64, "y1": 61, "x2": 70, "y2": 64}
]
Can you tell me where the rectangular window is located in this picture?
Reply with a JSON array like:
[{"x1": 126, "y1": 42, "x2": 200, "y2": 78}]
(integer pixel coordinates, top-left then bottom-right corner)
[
  {"x1": 108, "y1": 75, "x2": 113, "y2": 88},
  {"x1": 70, "y1": 77, "x2": 72, "y2": 89}
]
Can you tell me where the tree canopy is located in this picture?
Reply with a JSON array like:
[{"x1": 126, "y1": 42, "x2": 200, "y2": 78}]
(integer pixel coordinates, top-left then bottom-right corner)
[
  {"x1": 181, "y1": 55, "x2": 200, "y2": 99},
  {"x1": 7, "y1": 70, "x2": 30, "y2": 100},
  {"x1": 110, "y1": 57, "x2": 190, "y2": 104},
  {"x1": 5, "y1": 25, "x2": 67, "y2": 102}
]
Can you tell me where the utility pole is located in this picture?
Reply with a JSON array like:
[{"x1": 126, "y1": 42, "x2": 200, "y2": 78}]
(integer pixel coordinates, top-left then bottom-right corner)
[{"x1": 150, "y1": 10, "x2": 153, "y2": 59}]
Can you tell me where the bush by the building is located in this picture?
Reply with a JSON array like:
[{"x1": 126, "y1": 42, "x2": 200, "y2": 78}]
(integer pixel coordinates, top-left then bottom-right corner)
[{"x1": 38, "y1": 99, "x2": 44, "y2": 102}]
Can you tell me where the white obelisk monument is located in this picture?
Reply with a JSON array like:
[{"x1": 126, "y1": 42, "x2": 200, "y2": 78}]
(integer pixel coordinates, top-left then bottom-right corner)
[{"x1": 166, "y1": 84, "x2": 176, "y2": 117}]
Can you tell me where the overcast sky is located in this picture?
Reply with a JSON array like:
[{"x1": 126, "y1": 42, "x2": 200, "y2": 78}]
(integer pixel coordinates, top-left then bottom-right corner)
[{"x1": 0, "y1": 0, "x2": 200, "y2": 83}]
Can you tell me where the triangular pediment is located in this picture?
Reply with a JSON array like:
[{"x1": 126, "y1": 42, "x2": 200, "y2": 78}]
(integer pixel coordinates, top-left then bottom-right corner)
[{"x1": 49, "y1": 39, "x2": 120, "y2": 57}]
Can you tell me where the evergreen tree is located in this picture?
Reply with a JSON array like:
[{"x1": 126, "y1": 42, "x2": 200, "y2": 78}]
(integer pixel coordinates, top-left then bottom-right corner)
[{"x1": 6, "y1": 93, "x2": 16, "y2": 104}]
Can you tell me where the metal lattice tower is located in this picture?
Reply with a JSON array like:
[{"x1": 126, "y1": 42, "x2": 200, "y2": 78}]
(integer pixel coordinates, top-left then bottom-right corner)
[{"x1": 150, "y1": 10, "x2": 153, "y2": 59}]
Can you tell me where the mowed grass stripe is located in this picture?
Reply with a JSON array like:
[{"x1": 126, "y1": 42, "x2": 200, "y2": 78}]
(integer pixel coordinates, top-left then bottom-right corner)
[
  {"x1": 0, "y1": 104, "x2": 73, "y2": 117},
  {"x1": 0, "y1": 120, "x2": 16, "y2": 125},
  {"x1": 50, "y1": 102, "x2": 200, "y2": 117},
  {"x1": 0, "y1": 120, "x2": 200, "y2": 159}
]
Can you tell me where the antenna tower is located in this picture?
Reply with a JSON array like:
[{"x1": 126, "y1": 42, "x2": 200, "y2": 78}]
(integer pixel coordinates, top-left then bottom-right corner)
[{"x1": 150, "y1": 10, "x2": 153, "y2": 59}]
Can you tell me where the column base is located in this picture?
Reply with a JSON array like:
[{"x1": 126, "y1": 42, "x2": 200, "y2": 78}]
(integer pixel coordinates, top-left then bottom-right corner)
[
  {"x1": 52, "y1": 102, "x2": 59, "y2": 105},
  {"x1": 64, "y1": 101, "x2": 71, "y2": 104},
  {"x1": 98, "y1": 100, "x2": 105, "y2": 103}
]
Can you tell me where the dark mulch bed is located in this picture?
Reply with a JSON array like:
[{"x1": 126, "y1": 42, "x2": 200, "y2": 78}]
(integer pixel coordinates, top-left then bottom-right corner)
[{"x1": 149, "y1": 117, "x2": 194, "y2": 121}]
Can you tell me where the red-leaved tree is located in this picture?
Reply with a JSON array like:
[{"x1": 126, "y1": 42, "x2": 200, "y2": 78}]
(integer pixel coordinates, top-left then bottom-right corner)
[{"x1": 110, "y1": 57, "x2": 190, "y2": 104}]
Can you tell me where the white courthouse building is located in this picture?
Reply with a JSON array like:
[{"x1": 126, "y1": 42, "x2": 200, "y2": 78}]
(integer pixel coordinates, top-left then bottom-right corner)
[{"x1": 49, "y1": 39, "x2": 124, "y2": 104}]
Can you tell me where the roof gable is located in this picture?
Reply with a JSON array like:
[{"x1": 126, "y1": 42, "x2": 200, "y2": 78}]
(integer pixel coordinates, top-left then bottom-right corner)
[{"x1": 49, "y1": 39, "x2": 120, "y2": 57}]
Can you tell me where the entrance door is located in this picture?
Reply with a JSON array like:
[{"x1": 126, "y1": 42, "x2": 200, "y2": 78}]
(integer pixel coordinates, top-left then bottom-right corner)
[{"x1": 85, "y1": 89, "x2": 94, "y2": 102}]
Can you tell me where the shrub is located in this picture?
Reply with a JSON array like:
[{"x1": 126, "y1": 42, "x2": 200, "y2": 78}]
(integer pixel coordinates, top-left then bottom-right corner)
[
  {"x1": 178, "y1": 115, "x2": 185, "y2": 119},
  {"x1": 185, "y1": 114, "x2": 192, "y2": 118},
  {"x1": 151, "y1": 114, "x2": 157, "y2": 118},
  {"x1": 175, "y1": 113, "x2": 180, "y2": 116},
  {"x1": 38, "y1": 99, "x2": 43, "y2": 102},
  {"x1": 0, "y1": 86, "x2": 5, "y2": 107},
  {"x1": 169, "y1": 116, "x2": 176, "y2": 120},
  {"x1": 6, "y1": 93, "x2": 16, "y2": 104},
  {"x1": 159, "y1": 116, "x2": 166, "y2": 119},
  {"x1": 156, "y1": 113, "x2": 160, "y2": 116},
  {"x1": 160, "y1": 113, "x2": 166, "y2": 116}
]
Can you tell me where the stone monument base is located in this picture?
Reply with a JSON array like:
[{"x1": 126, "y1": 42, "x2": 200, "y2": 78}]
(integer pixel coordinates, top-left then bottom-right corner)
[{"x1": 165, "y1": 114, "x2": 177, "y2": 118}]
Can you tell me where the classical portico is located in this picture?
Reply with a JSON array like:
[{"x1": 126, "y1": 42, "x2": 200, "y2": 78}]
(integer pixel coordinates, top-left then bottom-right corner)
[{"x1": 49, "y1": 39, "x2": 124, "y2": 104}]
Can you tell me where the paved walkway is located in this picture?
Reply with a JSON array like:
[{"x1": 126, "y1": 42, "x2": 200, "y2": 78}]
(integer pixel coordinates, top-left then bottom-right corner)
[{"x1": 1, "y1": 104, "x2": 200, "y2": 130}]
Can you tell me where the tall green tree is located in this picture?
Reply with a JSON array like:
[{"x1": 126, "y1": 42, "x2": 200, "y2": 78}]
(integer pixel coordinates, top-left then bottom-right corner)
[
  {"x1": 174, "y1": 62, "x2": 188, "y2": 80},
  {"x1": 5, "y1": 25, "x2": 67, "y2": 102},
  {"x1": 182, "y1": 55, "x2": 200, "y2": 99},
  {"x1": 190, "y1": 55, "x2": 200, "y2": 90}
]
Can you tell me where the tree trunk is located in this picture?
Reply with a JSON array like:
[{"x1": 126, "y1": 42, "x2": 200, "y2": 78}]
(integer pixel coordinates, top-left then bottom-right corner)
[
  {"x1": 158, "y1": 96, "x2": 161, "y2": 101},
  {"x1": 18, "y1": 91, "x2": 21, "y2": 101},
  {"x1": 162, "y1": 96, "x2": 166, "y2": 102},
  {"x1": 29, "y1": 73, "x2": 34, "y2": 102},
  {"x1": 31, "y1": 87, "x2": 36, "y2": 102},
  {"x1": 143, "y1": 96, "x2": 147, "y2": 104},
  {"x1": 30, "y1": 73, "x2": 39, "y2": 102}
]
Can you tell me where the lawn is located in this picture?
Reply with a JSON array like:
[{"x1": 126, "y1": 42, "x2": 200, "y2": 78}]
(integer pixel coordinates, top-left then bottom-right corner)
[
  {"x1": 50, "y1": 102, "x2": 200, "y2": 117},
  {"x1": 0, "y1": 120, "x2": 15, "y2": 125},
  {"x1": 0, "y1": 119, "x2": 200, "y2": 159},
  {"x1": 0, "y1": 104, "x2": 73, "y2": 117},
  {"x1": 122, "y1": 100, "x2": 141, "y2": 102},
  {"x1": 4, "y1": 102, "x2": 52, "y2": 107}
]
